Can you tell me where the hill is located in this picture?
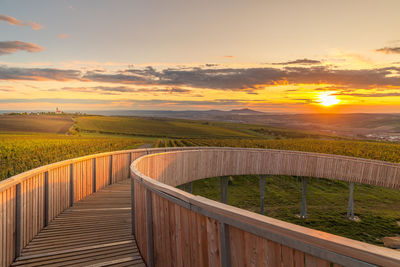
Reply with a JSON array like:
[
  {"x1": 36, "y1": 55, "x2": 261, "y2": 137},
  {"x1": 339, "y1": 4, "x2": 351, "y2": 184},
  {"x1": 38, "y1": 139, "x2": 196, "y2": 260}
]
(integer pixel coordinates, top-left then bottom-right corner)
[
  {"x1": 0, "y1": 114, "x2": 74, "y2": 134},
  {"x1": 74, "y1": 115, "x2": 327, "y2": 139}
]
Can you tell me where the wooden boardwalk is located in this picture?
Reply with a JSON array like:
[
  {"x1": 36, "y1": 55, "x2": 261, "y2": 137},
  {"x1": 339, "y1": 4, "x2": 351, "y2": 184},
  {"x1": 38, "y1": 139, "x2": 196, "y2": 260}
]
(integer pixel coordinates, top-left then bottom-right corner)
[{"x1": 12, "y1": 180, "x2": 145, "y2": 267}]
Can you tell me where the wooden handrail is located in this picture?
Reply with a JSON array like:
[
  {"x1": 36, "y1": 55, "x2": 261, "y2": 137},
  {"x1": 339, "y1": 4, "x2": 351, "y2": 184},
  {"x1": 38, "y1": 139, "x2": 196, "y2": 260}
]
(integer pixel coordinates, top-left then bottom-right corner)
[
  {"x1": 0, "y1": 147, "x2": 210, "y2": 267},
  {"x1": 1, "y1": 146, "x2": 400, "y2": 267},
  {"x1": 131, "y1": 149, "x2": 400, "y2": 267}
]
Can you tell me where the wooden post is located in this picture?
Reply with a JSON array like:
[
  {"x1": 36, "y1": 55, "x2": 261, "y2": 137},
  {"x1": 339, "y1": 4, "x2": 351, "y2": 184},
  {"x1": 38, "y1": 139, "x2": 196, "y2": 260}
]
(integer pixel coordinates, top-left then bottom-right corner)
[
  {"x1": 219, "y1": 222, "x2": 231, "y2": 267},
  {"x1": 129, "y1": 153, "x2": 135, "y2": 235},
  {"x1": 109, "y1": 155, "x2": 113, "y2": 185},
  {"x1": 145, "y1": 188, "x2": 154, "y2": 267},
  {"x1": 300, "y1": 177, "x2": 308, "y2": 219},
  {"x1": 188, "y1": 182, "x2": 193, "y2": 194},
  {"x1": 69, "y1": 163, "x2": 74, "y2": 207},
  {"x1": 92, "y1": 158, "x2": 96, "y2": 193},
  {"x1": 15, "y1": 183, "x2": 21, "y2": 259},
  {"x1": 44, "y1": 171, "x2": 49, "y2": 227},
  {"x1": 347, "y1": 182, "x2": 355, "y2": 220},
  {"x1": 259, "y1": 175, "x2": 266, "y2": 215},
  {"x1": 128, "y1": 152, "x2": 132, "y2": 178},
  {"x1": 220, "y1": 176, "x2": 229, "y2": 204},
  {"x1": 131, "y1": 178, "x2": 135, "y2": 236}
]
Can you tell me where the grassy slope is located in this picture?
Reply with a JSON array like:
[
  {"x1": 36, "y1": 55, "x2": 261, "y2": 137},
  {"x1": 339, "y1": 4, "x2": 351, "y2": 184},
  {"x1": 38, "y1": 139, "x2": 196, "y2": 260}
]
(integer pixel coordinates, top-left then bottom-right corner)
[
  {"x1": 0, "y1": 115, "x2": 74, "y2": 134},
  {"x1": 189, "y1": 175, "x2": 400, "y2": 246},
  {"x1": 75, "y1": 115, "x2": 329, "y2": 139},
  {"x1": 75, "y1": 116, "x2": 259, "y2": 138}
]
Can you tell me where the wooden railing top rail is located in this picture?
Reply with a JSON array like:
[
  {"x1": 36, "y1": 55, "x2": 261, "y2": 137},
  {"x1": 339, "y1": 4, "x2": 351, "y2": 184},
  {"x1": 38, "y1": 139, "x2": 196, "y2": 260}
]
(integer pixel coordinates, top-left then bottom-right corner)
[
  {"x1": 3, "y1": 145, "x2": 400, "y2": 192},
  {"x1": 131, "y1": 149, "x2": 400, "y2": 266},
  {"x1": 0, "y1": 147, "x2": 214, "y2": 192}
]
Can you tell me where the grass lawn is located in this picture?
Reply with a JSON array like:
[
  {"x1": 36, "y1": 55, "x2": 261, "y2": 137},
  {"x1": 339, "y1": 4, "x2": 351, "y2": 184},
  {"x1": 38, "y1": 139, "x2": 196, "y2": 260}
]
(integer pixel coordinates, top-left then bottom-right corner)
[{"x1": 188, "y1": 174, "x2": 400, "y2": 246}]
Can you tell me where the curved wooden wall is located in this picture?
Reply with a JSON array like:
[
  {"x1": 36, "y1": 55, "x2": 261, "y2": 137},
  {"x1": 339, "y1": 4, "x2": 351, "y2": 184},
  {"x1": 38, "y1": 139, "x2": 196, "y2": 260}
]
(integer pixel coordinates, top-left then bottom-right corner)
[
  {"x1": 132, "y1": 149, "x2": 400, "y2": 267},
  {"x1": 0, "y1": 147, "x2": 206, "y2": 267}
]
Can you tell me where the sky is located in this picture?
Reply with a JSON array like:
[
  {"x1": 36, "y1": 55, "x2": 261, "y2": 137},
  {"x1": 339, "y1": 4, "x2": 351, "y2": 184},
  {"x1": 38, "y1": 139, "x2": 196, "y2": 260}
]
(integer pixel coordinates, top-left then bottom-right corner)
[{"x1": 1, "y1": 0, "x2": 400, "y2": 113}]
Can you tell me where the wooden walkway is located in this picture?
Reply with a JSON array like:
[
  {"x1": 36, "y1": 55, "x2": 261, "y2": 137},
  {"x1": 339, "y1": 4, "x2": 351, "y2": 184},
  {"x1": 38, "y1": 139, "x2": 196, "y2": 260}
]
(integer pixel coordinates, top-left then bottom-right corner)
[{"x1": 12, "y1": 180, "x2": 145, "y2": 267}]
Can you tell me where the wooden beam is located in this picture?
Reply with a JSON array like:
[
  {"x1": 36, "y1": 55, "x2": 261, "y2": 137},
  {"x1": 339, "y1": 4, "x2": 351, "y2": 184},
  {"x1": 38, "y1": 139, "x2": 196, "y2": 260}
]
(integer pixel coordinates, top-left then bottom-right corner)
[
  {"x1": 145, "y1": 188, "x2": 154, "y2": 267},
  {"x1": 93, "y1": 158, "x2": 97, "y2": 193},
  {"x1": 15, "y1": 183, "x2": 21, "y2": 259},
  {"x1": 220, "y1": 176, "x2": 229, "y2": 204},
  {"x1": 188, "y1": 182, "x2": 193, "y2": 194},
  {"x1": 109, "y1": 155, "x2": 113, "y2": 185},
  {"x1": 131, "y1": 179, "x2": 135, "y2": 235},
  {"x1": 259, "y1": 175, "x2": 266, "y2": 215},
  {"x1": 69, "y1": 163, "x2": 74, "y2": 207},
  {"x1": 300, "y1": 177, "x2": 308, "y2": 219},
  {"x1": 219, "y1": 222, "x2": 231, "y2": 267},
  {"x1": 44, "y1": 171, "x2": 49, "y2": 227},
  {"x1": 347, "y1": 182, "x2": 355, "y2": 220}
]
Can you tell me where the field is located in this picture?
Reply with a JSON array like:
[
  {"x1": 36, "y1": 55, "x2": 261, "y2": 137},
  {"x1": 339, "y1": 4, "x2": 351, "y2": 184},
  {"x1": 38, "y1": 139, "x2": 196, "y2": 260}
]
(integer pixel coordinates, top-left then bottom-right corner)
[
  {"x1": 1, "y1": 114, "x2": 399, "y2": 247},
  {"x1": 188, "y1": 175, "x2": 400, "y2": 246},
  {"x1": 174, "y1": 138, "x2": 400, "y2": 163},
  {"x1": 0, "y1": 115, "x2": 74, "y2": 134},
  {"x1": 0, "y1": 132, "x2": 145, "y2": 180},
  {"x1": 74, "y1": 115, "x2": 329, "y2": 139}
]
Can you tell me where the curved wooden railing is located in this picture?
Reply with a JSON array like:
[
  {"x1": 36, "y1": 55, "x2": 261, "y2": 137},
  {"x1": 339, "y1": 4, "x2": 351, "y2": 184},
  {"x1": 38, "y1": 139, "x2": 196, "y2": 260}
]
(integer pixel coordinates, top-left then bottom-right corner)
[
  {"x1": 0, "y1": 147, "x2": 209, "y2": 267},
  {"x1": 131, "y1": 148, "x2": 400, "y2": 267}
]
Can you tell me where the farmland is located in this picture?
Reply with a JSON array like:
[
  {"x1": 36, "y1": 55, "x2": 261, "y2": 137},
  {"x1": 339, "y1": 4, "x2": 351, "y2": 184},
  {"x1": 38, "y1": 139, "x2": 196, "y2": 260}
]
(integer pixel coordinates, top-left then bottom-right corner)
[
  {"x1": 0, "y1": 132, "x2": 145, "y2": 180},
  {"x1": 1, "y1": 114, "x2": 399, "y2": 247},
  {"x1": 169, "y1": 138, "x2": 400, "y2": 163},
  {"x1": 0, "y1": 115, "x2": 74, "y2": 134},
  {"x1": 74, "y1": 115, "x2": 328, "y2": 139}
]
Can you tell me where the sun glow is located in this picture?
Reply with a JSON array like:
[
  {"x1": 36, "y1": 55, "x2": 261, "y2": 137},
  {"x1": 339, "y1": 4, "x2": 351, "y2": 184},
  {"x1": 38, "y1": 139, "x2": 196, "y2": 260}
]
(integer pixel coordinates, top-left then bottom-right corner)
[{"x1": 317, "y1": 92, "x2": 340, "y2": 107}]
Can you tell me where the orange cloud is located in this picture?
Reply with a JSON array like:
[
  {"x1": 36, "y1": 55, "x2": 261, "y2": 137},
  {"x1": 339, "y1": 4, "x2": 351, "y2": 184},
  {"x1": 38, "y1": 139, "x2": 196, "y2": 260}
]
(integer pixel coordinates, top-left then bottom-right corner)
[
  {"x1": 58, "y1": 34, "x2": 69, "y2": 39},
  {"x1": 0, "y1": 41, "x2": 44, "y2": 56},
  {"x1": 0, "y1": 14, "x2": 43, "y2": 30}
]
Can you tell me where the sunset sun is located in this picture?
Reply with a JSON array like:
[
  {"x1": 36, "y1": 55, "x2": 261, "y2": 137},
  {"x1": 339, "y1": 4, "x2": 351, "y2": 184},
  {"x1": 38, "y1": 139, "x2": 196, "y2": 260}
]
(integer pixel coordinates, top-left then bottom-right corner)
[{"x1": 317, "y1": 92, "x2": 340, "y2": 107}]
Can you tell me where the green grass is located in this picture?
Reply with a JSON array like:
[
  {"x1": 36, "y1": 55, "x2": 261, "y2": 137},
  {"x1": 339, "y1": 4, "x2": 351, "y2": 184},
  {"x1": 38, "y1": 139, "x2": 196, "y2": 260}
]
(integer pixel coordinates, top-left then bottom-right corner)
[{"x1": 188, "y1": 175, "x2": 400, "y2": 246}]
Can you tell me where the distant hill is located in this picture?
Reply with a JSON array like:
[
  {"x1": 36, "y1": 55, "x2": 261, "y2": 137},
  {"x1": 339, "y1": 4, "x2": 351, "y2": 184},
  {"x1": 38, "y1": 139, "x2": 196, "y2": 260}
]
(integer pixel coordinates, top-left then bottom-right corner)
[{"x1": 84, "y1": 109, "x2": 400, "y2": 141}]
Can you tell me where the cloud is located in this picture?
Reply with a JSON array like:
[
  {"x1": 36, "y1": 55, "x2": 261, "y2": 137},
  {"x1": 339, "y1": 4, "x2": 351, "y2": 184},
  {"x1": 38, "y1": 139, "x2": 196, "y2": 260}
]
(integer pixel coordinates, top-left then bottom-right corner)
[
  {"x1": 2, "y1": 64, "x2": 400, "y2": 92},
  {"x1": 0, "y1": 41, "x2": 44, "y2": 56},
  {"x1": 0, "y1": 66, "x2": 81, "y2": 81},
  {"x1": 336, "y1": 92, "x2": 400, "y2": 97},
  {"x1": 58, "y1": 34, "x2": 69, "y2": 39},
  {"x1": 376, "y1": 46, "x2": 400, "y2": 54},
  {"x1": 57, "y1": 86, "x2": 192, "y2": 95},
  {"x1": 84, "y1": 66, "x2": 285, "y2": 90},
  {"x1": 272, "y1": 58, "x2": 322, "y2": 65},
  {"x1": 84, "y1": 65, "x2": 400, "y2": 90},
  {"x1": 0, "y1": 98, "x2": 111, "y2": 104},
  {"x1": 223, "y1": 56, "x2": 234, "y2": 58},
  {"x1": 0, "y1": 86, "x2": 14, "y2": 92},
  {"x1": 0, "y1": 14, "x2": 43, "y2": 30}
]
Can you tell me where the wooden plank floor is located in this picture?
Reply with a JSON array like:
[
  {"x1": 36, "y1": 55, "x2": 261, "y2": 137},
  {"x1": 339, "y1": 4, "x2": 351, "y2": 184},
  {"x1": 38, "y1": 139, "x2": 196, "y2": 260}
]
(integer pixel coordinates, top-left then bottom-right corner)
[{"x1": 12, "y1": 180, "x2": 145, "y2": 267}]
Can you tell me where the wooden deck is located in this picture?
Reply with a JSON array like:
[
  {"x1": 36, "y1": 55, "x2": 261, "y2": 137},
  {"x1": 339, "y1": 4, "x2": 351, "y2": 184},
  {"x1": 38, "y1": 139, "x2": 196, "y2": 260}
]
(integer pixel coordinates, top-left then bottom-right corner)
[{"x1": 12, "y1": 180, "x2": 145, "y2": 267}]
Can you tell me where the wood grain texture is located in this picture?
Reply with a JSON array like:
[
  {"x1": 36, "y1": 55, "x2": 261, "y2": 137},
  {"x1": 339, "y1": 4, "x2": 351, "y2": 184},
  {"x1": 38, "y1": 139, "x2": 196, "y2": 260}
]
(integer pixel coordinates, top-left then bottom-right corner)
[
  {"x1": 12, "y1": 180, "x2": 145, "y2": 267},
  {"x1": 132, "y1": 148, "x2": 400, "y2": 267},
  {"x1": 2, "y1": 147, "x2": 400, "y2": 267}
]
